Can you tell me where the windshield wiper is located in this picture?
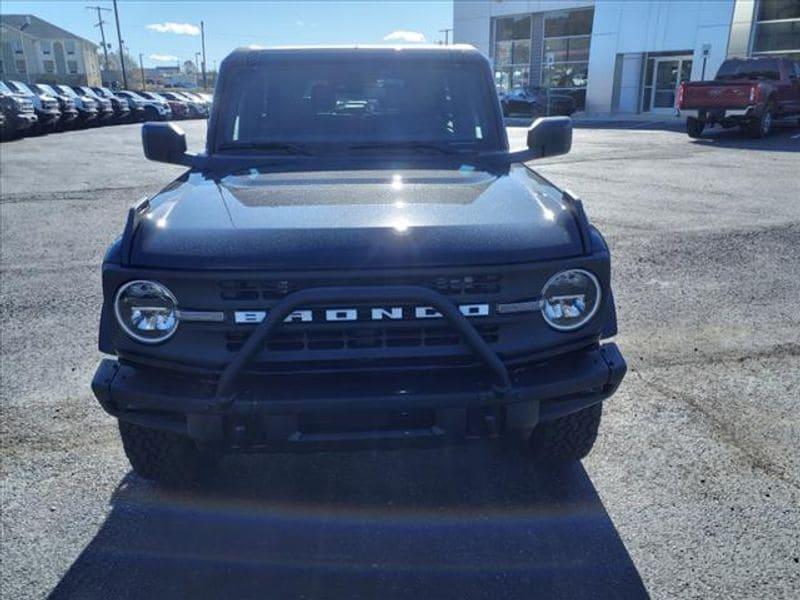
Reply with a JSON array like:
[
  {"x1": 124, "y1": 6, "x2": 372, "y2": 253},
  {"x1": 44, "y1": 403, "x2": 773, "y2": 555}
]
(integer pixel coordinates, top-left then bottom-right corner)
[
  {"x1": 345, "y1": 142, "x2": 475, "y2": 156},
  {"x1": 217, "y1": 142, "x2": 314, "y2": 156}
]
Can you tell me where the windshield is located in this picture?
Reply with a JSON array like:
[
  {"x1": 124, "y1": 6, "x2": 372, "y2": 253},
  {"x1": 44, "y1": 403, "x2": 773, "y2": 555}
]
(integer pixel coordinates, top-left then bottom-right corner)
[
  {"x1": 218, "y1": 59, "x2": 500, "y2": 151},
  {"x1": 36, "y1": 84, "x2": 57, "y2": 96},
  {"x1": 12, "y1": 82, "x2": 36, "y2": 96},
  {"x1": 0, "y1": 81, "x2": 12, "y2": 94},
  {"x1": 57, "y1": 86, "x2": 78, "y2": 98},
  {"x1": 716, "y1": 59, "x2": 781, "y2": 80}
]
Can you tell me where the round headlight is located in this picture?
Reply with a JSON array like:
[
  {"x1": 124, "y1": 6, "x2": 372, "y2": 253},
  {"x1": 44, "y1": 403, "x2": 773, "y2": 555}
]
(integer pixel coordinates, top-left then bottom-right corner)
[
  {"x1": 114, "y1": 280, "x2": 178, "y2": 343},
  {"x1": 540, "y1": 269, "x2": 601, "y2": 331}
]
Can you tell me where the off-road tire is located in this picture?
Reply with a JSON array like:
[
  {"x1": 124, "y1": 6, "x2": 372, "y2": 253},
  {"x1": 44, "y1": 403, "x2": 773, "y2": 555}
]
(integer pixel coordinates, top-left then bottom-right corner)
[
  {"x1": 119, "y1": 420, "x2": 216, "y2": 486},
  {"x1": 686, "y1": 117, "x2": 704, "y2": 139},
  {"x1": 528, "y1": 403, "x2": 603, "y2": 462},
  {"x1": 749, "y1": 102, "x2": 774, "y2": 138}
]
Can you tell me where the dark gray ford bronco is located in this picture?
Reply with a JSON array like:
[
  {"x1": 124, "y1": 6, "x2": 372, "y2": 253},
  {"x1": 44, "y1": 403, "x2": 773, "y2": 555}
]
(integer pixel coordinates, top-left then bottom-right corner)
[{"x1": 92, "y1": 45, "x2": 626, "y2": 485}]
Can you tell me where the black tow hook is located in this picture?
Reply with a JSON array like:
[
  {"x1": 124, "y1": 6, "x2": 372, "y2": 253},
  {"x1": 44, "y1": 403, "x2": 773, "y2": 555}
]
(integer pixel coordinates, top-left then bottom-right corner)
[{"x1": 484, "y1": 413, "x2": 500, "y2": 439}]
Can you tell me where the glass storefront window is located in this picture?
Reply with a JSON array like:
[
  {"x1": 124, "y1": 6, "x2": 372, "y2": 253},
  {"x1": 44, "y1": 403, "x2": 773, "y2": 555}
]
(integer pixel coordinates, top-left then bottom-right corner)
[
  {"x1": 493, "y1": 15, "x2": 532, "y2": 93},
  {"x1": 544, "y1": 37, "x2": 590, "y2": 63},
  {"x1": 496, "y1": 41, "x2": 513, "y2": 65},
  {"x1": 544, "y1": 38, "x2": 568, "y2": 63},
  {"x1": 542, "y1": 8, "x2": 593, "y2": 110},
  {"x1": 495, "y1": 66, "x2": 530, "y2": 91},
  {"x1": 753, "y1": 20, "x2": 800, "y2": 53},
  {"x1": 512, "y1": 40, "x2": 531, "y2": 65},
  {"x1": 681, "y1": 60, "x2": 693, "y2": 83},
  {"x1": 544, "y1": 8, "x2": 594, "y2": 37},
  {"x1": 758, "y1": 0, "x2": 800, "y2": 22},
  {"x1": 568, "y1": 37, "x2": 590, "y2": 62},
  {"x1": 497, "y1": 15, "x2": 532, "y2": 42},
  {"x1": 542, "y1": 63, "x2": 589, "y2": 89}
]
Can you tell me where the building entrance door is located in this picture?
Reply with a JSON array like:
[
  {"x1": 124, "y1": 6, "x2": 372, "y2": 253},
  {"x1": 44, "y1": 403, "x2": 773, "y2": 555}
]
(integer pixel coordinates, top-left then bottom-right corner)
[{"x1": 651, "y1": 56, "x2": 693, "y2": 112}]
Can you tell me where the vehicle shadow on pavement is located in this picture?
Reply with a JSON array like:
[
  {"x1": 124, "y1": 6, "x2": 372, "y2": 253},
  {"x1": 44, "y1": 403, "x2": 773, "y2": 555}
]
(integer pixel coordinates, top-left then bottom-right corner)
[
  {"x1": 690, "y1": 123, "x2": 800, "y2": 151},
  {"x1": 49, "y1": 445, "x2": 648, "y2": 600}
]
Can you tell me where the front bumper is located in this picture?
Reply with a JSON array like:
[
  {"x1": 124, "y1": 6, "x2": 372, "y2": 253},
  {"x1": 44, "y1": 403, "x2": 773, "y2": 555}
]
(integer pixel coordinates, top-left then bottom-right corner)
[
  {"x1": 36, "y1": 109, "x2": 61, "y2": 126},
  {"x1": 92, "y1": 343, "x2": 626, "y2": 449},
  {"x1": 60, "y1": 109, "x2": 79, "y2": 123},
  {"x1": 79, "y1": 110, "x2": 98, "y2": 123},
  {"x1": 13, "y1": 113, "x2": 37, "y2": 130}
]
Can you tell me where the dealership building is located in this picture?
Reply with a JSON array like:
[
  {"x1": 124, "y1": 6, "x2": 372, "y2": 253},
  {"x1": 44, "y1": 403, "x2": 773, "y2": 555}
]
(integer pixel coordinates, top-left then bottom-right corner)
[{"x1": 454, "y1": 0, "x2": 800, "y2": 115}]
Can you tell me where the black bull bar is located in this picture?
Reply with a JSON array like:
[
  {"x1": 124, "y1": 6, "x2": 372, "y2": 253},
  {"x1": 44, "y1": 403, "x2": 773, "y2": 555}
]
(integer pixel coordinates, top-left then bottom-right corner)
[{"x1": 215, "y1": 285, "x2": 512, "y2": 406}]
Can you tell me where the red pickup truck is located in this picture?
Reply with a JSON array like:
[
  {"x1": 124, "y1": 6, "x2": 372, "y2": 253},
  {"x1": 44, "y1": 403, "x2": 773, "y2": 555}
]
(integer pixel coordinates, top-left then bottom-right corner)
[{"x1": 676, "y1": 57, "x2": 800, "y2": 138}]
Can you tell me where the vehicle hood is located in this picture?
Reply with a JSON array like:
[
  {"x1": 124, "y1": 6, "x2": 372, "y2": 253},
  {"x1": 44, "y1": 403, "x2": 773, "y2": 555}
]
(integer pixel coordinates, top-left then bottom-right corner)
[{"x1": 130, "y1": 166, "x2": 584, "y2": 270}]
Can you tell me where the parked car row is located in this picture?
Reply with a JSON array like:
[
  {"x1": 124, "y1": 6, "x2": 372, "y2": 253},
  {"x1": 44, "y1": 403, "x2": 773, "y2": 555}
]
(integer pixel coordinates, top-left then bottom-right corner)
[{"x1": 0, "y1": 81, "x2": 212, "y2": 140}]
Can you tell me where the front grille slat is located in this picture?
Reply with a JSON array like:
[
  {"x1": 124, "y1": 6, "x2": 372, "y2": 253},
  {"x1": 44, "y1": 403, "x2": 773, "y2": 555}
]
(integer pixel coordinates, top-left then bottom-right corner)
[
  {"x1": 224, "y1": 325, "x2": 500, "y2": 353},
  {"x1": 218, "y1": 274, "x2": 503, "y2": 302}
]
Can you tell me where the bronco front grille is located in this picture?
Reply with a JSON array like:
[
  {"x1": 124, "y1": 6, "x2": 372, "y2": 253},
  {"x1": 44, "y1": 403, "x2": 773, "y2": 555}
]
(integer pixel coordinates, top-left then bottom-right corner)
[
  {"x1": 224, "y1": 324, "x2": 500, "y2": 353},
  {"x1": 219, "y1": 274, "x2": 502, "y2": 302}
]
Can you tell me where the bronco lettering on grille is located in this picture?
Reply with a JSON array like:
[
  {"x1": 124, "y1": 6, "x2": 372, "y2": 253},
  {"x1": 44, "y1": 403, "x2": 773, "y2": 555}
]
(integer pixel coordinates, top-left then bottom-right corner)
[{"x1": 234, "y1": 304, "x2": 491, "y2": 324}]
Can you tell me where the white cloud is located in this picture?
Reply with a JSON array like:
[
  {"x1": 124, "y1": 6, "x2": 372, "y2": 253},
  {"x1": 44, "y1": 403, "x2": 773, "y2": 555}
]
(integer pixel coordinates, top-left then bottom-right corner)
[
  {"x1": 383, "y1": 30, "x2": 426, "y2": 43},
  {"x1": 149, "y1": 53, "x2": 179, "y2": 62},
  {"x1": 146, "y1": 22, "x2": 200, "y2": 36}
]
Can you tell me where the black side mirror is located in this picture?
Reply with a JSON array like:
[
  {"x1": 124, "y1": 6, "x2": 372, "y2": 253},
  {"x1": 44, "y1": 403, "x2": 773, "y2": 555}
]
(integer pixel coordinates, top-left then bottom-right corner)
[
  {"x1": 142, "y1": 122, "x2": 192, "y2": 165},
  {"x1": 526, "y1": 116, "x2": 572, "y2": 159}
]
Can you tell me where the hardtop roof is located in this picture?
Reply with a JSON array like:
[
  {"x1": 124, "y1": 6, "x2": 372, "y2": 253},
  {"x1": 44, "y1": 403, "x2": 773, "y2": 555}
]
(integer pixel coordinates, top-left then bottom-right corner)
[{"x1": 220, "y1": 44, "x2": 486, "y2": 68}]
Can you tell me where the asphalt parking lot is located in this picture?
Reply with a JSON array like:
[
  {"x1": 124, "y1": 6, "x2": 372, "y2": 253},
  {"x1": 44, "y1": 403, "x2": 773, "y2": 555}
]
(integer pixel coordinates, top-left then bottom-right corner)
[{"x1": 1, "y1": 120, "x2": 799, "y2": 599}]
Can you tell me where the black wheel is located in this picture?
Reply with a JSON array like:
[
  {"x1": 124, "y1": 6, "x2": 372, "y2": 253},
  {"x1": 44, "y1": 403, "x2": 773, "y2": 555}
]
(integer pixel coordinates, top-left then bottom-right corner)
[
  {"x1": 686, "y1": 117, "x2": 704, "y2": 139},
  {"x1": 528, "y1": 403, "x2": 603, "y2": 462},
  {"x1": 143, "y1": 106, "x2": 160, "y2": 122},
  {"x1": 118, "y1": 420, "x2": 217, "y2": 486},
  {"x1": 749, "y1": 102, "x2": 774, "y2": 138}
]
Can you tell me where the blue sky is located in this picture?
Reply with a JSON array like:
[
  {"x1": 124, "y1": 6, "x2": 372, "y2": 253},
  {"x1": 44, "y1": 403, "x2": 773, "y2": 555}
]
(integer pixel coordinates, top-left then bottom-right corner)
[{"x1": 3, "y1": 1, "x2": 453, "y2": 69}]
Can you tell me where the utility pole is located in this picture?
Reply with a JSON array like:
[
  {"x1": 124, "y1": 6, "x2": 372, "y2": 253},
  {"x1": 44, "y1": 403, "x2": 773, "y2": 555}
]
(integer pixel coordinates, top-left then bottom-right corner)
[
  {"x1": 200, "y1": 20, "x2": 207, "y2": 89},
  {"x1": 17, "y1": 23, "x2": 31, "y2": 84},
  {"x1": 139, "y1": 53, "x2": 146, "y2": 91},
  {"x1": 439, "y1": 28, "x2": 452, "y2": 45},
  {"x1": 86, "y1": 6, "x2": 111, "y2": 73},
  {"x1": 111, "y1": 0, "x2": 127, "y2": 89},
  {"x1": 194, "y1": 52, "x2": 201, "y2": 87}
]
